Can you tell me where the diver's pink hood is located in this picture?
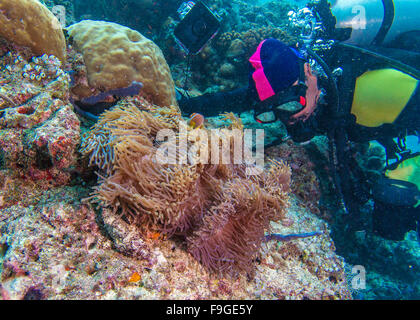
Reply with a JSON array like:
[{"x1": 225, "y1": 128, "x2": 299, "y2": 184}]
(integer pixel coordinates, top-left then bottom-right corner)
[{"x1": 249, "y1": 40, "x2": 276, "y2": 101}]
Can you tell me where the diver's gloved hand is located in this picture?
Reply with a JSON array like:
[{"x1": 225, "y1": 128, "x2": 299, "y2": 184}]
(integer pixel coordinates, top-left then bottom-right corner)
[
  {"x1": 176, "y1": 87, "x2": 195, "y2": 115},
  {"x1": 290, "y1": 64, "x2": 321, "y2": 123}
]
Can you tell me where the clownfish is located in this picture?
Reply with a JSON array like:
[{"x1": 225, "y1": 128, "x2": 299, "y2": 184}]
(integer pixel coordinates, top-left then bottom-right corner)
[
  {"x1": 128, "y1": 272, "x2": 141, "y2": 283},
  {"x1": 188, "y1": 113, "x2": 205, "y2": 129}
]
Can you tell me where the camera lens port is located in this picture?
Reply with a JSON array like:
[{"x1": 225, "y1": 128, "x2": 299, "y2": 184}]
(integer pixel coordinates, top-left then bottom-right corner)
[{"x1": 192, "y1": 19, "x2": 207, "y2": 37}]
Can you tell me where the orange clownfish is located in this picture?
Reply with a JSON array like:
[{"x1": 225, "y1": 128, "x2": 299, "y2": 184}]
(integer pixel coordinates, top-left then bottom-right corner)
[
  {"x1": 128, "y1": 272, "x2": 141, "y2": 283},
  {"x1": 188, "y1": 113, "x2": 205, "y2": 129}
]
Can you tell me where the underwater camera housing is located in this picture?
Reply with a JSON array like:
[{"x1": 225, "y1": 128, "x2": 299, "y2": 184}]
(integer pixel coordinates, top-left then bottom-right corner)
[{"x1": 174, "y1": 1, "x2": 221, "y2": 55}]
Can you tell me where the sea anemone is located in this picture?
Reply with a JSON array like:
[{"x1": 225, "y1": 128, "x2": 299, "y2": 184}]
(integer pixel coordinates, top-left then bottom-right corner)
[
  {"x1": 81, "y1": 97, "x2": 291, "y2": 276},
  {"x1": 188, "y1": 160, "x2": 290, "y2": 276}
]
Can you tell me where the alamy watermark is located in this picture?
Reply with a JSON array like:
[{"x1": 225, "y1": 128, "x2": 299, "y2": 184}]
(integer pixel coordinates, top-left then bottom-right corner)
[
  {"x1": 351, "y1": 265, "x2": 366, "y2": 290},
  {"x1": 154, "y1": 123, "x2": 265, "y2": 176},
  {"x1": 51, "y1": 5, "x2": 66, "y2": 29},
  {"x1": 351, "y1": 5, "x2": 367, "y2": 30}
]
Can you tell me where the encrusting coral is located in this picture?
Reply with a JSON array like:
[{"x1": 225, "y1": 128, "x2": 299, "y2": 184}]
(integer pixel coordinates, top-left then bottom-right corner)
[
  {"x1": 81, "y1": 96, "x2": 291, "y2": 276},
  {"x1": 0, "y1": 37, "x2": 80, "y2": 186},
  {"x1": 266, "y1": 140, "x2": 322, "y2": 217},
  {"x1": 216, "y1": 27, "x2": 298, "y2": 56}
]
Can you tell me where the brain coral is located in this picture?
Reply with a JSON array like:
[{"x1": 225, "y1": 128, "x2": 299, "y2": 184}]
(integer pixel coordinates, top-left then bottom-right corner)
[
  {"x1": 0, "y1": 0, "x2": 66, "y2": 63},
  {"x1": 67, "y1": 20, "x2": 178, "y2": 108}
]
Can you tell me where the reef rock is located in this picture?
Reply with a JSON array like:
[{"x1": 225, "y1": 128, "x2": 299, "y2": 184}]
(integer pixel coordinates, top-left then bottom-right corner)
[
  {"x1": 0, "y1": 41, "x2": 80, "y2": 186},
  {"x1": 0, "y1": 172, "x2": 352, "y2": 300}
]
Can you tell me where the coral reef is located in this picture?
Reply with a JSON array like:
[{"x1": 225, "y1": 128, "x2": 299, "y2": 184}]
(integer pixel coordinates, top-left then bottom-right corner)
[
  {"x1": 216, "y1": 27, "x2": 297, "y2": 56},
  {"x1": 67, "y1": 20, "x2": 177, "y2": 108},
  {"x1": 0, "y1": 0, "x2": 360, "y2": 300},
  {"x1": 266, "y1": 140, "x2": 322, "y2": 217},
  {"x1": 3, "y1": 0, "x2": 414, "y2": 301},
  {"x1": 352, "y1": 141, "x2": 387, "y2": 183},
  {"x1": 0, "y1": 170, "x2": 352, "y2": 300},
  {"x1": 63, "y1": 0, "x2": 297, "y2": 93},
  {"x1": 214, "y1": 0, "x2": 295, "y2": 33},
  {"x1": 333, "y1": 226, "x2": 420, "y2": 299},
  {"x1": 0, "y1": 0, "x2": 67, "y2": 64},
  {"x1": 0, "y1": 38, "x2": 80, "y2": 186}
]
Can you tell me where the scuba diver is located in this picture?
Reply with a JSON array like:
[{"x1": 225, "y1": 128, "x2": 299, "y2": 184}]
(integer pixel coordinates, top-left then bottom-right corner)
[{"x1": 176, "y1": 0, "x2": 420, "y2": 241}]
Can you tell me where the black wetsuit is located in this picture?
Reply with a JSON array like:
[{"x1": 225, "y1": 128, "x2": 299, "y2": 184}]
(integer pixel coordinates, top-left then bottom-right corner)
[
  {"x1": 179, "y1": 65, "x2": 262, "y2": 117},
  {"x1": 179, "y1": 86, "x2": 254, "y2": 117}
]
